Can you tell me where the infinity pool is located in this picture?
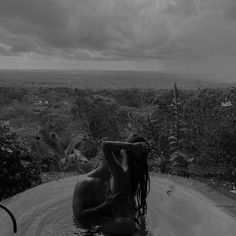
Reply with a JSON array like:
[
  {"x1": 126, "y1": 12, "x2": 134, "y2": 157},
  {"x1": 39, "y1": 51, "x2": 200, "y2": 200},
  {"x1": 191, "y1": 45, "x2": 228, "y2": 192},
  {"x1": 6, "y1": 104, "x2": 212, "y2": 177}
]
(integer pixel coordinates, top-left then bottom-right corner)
[{"x1": 0, "y1": 175, "x2": 236, "y2": 236}]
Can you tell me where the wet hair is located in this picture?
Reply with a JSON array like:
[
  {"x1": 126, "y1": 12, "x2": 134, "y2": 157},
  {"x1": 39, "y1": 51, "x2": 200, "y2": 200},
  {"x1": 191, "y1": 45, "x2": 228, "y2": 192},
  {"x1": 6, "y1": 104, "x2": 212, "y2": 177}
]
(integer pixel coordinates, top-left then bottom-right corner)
[{"x1": 125, "y1": 134, "x2": 150, "y2": 216}]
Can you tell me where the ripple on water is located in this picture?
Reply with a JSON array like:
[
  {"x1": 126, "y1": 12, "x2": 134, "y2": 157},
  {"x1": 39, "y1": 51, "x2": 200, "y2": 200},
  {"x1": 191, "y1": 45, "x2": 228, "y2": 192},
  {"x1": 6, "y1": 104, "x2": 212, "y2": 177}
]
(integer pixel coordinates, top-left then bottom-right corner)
[
  {"x1": 19, "y1": 200, "x2": 81, "y2": 236},
  {"x1": 0, "y1": 177, "x2": 83, "y2": 236},
  {"x1": 1, "y1": 176, "x2": 236, "y2": 236}
]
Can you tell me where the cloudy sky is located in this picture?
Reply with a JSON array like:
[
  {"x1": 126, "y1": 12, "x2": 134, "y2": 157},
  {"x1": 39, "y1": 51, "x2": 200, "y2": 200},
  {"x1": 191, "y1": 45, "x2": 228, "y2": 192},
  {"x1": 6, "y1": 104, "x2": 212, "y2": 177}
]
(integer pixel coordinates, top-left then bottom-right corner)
[{"x1": 0, "y1": 0, "x2": 236, "y2": 79}]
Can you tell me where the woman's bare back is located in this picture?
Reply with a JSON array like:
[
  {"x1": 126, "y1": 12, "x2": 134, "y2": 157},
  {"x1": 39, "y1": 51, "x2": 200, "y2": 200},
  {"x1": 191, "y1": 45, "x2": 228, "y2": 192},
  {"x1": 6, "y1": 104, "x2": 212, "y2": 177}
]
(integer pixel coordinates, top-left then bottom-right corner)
[{"x1": 108, "y1": 170, "x2": 135, "y2": 217}]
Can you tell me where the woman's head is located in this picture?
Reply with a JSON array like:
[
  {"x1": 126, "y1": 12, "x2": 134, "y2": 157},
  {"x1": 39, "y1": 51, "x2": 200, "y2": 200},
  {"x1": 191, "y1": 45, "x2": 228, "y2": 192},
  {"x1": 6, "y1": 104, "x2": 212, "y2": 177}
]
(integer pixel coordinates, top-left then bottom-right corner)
[{"x1": 125, "y1": 134, "x2": 150, "y2": 216}]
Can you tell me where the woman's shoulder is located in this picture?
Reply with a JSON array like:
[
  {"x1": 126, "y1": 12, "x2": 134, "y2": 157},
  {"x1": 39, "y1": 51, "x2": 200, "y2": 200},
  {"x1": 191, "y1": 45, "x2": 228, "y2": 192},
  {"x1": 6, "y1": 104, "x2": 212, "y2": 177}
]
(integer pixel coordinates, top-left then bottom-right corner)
[{"x1": 74, "y1": 175, "x2": 96, "y2": 192}]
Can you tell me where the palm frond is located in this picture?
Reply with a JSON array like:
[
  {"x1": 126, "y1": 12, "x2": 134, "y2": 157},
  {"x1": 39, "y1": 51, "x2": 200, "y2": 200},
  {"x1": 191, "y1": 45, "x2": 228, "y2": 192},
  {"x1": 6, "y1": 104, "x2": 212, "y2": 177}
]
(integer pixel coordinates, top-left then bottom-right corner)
[{"x1": 169, "y1": 84, "x2": 188, "y2": 154}]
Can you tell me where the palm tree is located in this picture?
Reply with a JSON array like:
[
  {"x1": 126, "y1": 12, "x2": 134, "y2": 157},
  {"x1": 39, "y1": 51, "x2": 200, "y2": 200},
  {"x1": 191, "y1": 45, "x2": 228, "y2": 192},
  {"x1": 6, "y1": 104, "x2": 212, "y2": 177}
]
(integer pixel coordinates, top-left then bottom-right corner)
[{"x1": 169, "y1": 84, "x2": 187, "y2": 153}]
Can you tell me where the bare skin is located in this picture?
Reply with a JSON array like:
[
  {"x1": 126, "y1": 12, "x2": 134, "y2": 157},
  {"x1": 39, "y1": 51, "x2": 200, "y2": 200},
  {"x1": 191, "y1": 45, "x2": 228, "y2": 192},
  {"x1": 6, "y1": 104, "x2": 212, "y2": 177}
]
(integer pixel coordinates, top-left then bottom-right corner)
[
  {"x1": 72, "y1": 161, "x2": 111, "y2": 220},
  {"x1": 94, "y1": 141, "x2": 148, "y2": 235},
  {"x1": 73, "y1": 141, "x2": 148, "y2": 235}
]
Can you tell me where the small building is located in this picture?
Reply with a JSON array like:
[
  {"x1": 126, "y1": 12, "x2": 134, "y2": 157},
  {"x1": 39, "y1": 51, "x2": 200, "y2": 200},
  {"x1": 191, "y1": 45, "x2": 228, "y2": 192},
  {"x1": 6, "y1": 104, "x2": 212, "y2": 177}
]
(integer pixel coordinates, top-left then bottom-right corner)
[
  {"x1": 34, "y1": 100, "x2": 49, "y2": 106},
  {"x1": 221, "y1": 98, "x2": 232, "y2": 107}
]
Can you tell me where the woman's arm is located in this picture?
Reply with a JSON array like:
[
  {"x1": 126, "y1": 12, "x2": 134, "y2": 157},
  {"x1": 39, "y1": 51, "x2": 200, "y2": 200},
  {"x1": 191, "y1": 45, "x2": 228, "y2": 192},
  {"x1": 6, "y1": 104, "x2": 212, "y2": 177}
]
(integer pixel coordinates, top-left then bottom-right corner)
[
  {"x1": 102, "y1": 141, "x2": 148, "y2": 177},
  {"x1": 102, "y1": 141, "x2": 134, "y2": 152},
  {"x1": 103, "y1": 141, "x2": 148, "y2": 152},
  {"x1": 79, "y1": 200, "x2": 109, "y2": 219},
  {"x1": 102, "y1": 141, "x2": 133, "y2": 177},
  {"x1": 79, "y1": 192, "x2": 122, "y2": 219}
]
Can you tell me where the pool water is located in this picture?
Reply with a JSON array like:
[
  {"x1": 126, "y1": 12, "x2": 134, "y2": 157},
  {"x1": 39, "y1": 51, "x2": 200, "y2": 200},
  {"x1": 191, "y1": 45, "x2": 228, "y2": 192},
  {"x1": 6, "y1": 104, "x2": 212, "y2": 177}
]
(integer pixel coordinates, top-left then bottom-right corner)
[
  {"x1": 0, "y1": 175, "x2": 236, "y2": 236},
  {"x1": 0, "y1": 177, "x2": 151, "y2": 236}
]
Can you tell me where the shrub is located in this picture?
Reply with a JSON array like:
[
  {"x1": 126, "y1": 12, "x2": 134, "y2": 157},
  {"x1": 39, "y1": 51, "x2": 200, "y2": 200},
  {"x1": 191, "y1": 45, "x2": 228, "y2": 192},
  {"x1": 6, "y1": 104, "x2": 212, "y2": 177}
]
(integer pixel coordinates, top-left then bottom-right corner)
[{"x1": 0, "y1": 127, "x2": 41, "y2": 200}]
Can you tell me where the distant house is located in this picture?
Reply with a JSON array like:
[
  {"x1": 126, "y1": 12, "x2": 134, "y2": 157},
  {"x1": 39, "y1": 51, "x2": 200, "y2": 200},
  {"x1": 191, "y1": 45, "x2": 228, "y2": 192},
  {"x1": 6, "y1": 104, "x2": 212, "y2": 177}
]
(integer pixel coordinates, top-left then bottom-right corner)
[
  {"x1": 33, "y1": 100, "x2": 49, "y2": 114},
  {"x1": 221, "y1": 98, "x2": 232, "y2": 107},
  {"x1": 34, "y1": 100, "x2": 49, "y2": 106}
]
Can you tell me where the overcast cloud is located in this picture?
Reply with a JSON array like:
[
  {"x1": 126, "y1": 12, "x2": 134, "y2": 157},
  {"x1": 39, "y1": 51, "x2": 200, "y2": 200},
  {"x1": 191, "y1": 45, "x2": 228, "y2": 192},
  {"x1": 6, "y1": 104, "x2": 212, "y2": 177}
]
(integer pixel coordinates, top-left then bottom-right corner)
[{"x1": 0, "y1": 0, "x2": 236, "y2": 77}]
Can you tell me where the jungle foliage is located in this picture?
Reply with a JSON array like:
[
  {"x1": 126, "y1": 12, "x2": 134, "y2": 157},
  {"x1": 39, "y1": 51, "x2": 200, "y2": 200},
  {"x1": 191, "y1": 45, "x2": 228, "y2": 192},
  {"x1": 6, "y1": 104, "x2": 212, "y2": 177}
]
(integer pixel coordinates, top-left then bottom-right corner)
[
  {"x1": 0, "y1": 126, "x2": 41, "y2": 200},
  {"x1": 1, "y1": 85, "x2": 236, "y2": 198}
]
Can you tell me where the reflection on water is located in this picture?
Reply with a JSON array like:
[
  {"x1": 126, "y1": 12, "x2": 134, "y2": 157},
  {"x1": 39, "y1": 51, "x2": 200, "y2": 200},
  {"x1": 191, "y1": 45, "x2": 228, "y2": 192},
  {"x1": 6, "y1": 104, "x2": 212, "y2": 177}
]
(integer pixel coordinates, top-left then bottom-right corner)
[
  {"x1": 72, "y1": 215, "x2": 152, "y2": 236},
  {"x1": 1, "y1": 175, "x2": 236, "y2": 236},
  {"x1": 0, "y1": 177, "x2": 78, "y2": 236},
  {"x1": 0, "y1": 177, "x2": 152, "y2": 236}
]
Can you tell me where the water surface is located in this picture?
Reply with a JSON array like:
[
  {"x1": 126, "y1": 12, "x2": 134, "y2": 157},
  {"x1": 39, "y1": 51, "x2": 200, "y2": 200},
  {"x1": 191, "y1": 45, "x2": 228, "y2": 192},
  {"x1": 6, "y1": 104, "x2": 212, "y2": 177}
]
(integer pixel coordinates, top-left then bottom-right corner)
[{"x1": 0, "y1": 175, "x2": 236, "y2": 236}]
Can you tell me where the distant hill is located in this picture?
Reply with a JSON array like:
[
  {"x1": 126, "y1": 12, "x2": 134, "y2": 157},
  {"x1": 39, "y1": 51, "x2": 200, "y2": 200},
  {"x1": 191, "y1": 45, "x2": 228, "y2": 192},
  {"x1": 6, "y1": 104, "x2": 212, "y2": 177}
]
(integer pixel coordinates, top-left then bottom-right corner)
[{"x1": 0, "y1": 70, "x2": 235, "y2": 90}]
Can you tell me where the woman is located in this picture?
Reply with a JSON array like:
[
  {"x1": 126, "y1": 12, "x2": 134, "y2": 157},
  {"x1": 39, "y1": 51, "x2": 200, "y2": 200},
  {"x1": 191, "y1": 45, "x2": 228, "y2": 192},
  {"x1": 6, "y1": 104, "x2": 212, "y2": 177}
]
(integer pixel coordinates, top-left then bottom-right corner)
[{"x1": 79, "y1": 134, "x2": 150, "y2": 235}]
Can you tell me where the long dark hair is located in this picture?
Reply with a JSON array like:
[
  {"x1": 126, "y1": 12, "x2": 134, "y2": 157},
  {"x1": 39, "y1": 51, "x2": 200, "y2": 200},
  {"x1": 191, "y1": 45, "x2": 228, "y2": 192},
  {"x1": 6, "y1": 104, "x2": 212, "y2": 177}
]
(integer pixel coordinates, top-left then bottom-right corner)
[{"x1": 125, "y1": 134, "x2": 150, "y2": 216}]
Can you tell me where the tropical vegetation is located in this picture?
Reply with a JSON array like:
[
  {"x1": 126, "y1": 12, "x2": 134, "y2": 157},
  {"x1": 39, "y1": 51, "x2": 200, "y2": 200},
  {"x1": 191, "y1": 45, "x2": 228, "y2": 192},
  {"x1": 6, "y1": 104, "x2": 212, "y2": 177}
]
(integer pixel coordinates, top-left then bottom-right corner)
[{"x1": 1, "y1": 84, "x2": 236, "y2": 199}]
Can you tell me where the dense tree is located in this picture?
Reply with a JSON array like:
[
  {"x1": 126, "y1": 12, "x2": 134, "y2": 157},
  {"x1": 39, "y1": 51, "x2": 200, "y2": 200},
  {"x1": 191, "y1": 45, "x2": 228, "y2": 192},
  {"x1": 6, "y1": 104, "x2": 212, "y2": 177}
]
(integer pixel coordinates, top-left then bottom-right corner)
[
  {"x1": 1, "y1": 85, "x2": 236, "y2": 186},
  {"x1": 0, "y1": 127, "x2": 41, "y2": 200}
]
